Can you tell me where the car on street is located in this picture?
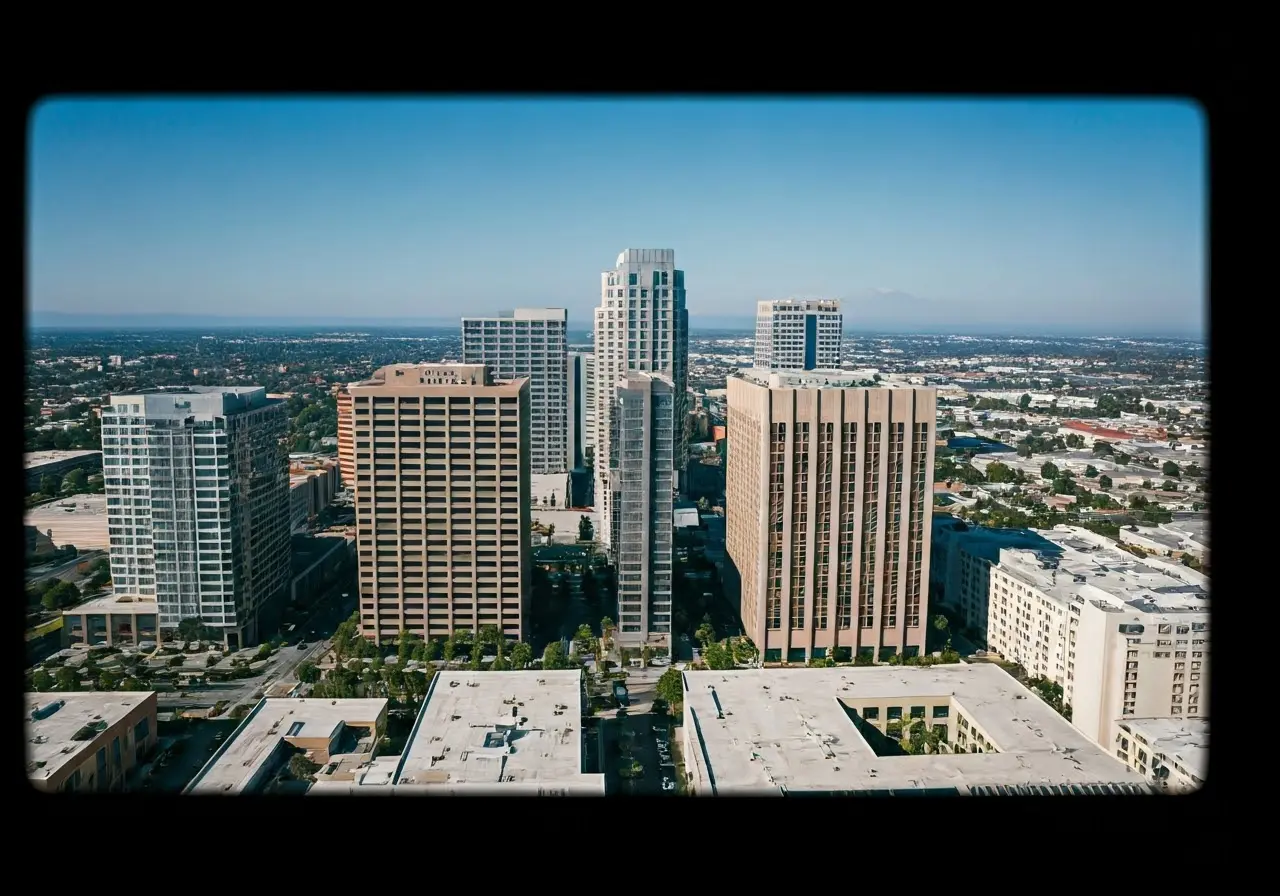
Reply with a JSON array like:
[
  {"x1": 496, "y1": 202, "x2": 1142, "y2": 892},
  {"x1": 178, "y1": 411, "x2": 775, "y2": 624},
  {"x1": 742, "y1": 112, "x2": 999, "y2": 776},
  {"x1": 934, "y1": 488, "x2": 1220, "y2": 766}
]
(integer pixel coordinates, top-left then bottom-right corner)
[
  {"x1": 297, "y1": 642, "x2": 308, "y2": 650},
  {"x1": 661, "y1": 778, "x2": 676, "y2": 792}
]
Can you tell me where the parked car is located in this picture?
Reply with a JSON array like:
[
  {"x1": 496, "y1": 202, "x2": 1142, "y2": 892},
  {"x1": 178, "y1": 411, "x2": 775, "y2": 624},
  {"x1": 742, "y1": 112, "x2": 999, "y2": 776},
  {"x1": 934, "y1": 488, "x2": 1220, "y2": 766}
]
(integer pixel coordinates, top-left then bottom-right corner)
[{"x1": 661, "y1": 778, "x2": 676, "y2": 792}]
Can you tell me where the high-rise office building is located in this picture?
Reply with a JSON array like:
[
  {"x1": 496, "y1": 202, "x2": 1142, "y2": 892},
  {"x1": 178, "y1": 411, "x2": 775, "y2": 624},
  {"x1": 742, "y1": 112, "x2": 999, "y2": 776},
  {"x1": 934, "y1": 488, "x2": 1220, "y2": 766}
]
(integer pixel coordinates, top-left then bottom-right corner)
[
  {"x1": 335, "y1": 384, "x2": 355, "y2": 487},
  {"x1": 726, "y1": 369, "x2": 936, "y2": 663},
  {"x1": 754, "y1": 299, "x2": 843, "y2": 370},
  {"x1": 348, "y1": 364, "x2": 532, "y2": 645},
  {"x1": 611, "y1": 372, "x2": 675, "y2": 646},
  {"x1": 582, "y1": 351, "x2": 596, "y2": 458},
  {"x1": 101, "y1": 386, "x2": 291, "y2": 649},
  {"x1": 567, "y1": 351, "x2": 589, "y2": 470},
  {"x1": 593, "y1": 249, "x2": 688, "y2": 557},
  {"x1": 462, "y1": 308, "x2": 568, "y2": 475}
]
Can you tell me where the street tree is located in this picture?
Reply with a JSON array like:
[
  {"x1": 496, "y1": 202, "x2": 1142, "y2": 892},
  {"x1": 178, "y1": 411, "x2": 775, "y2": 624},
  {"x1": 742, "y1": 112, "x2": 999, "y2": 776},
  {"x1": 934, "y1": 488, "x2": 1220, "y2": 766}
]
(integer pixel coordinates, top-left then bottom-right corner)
[
  {"x1": 63, "y1": 469, "x2": 89, "y2": 494},
  {"x1": 510, "y1": 641, "x2": 533, "y2": 669},
  {"x1": 1162, "y1": 461, "x2": 1182, "y2": 478},
  {"x1": 695, "y1": 615, "x2": 716, "y2": 647},
  {"x1": 542, "y1": 641, "x2": 569, "y2": 670},
  {"x1": 1040, "y1": 461, "x2": 1059, "y2": 480},
  {"x1": 32, "y1": 669, "x2": 53, "y2": 691},
  {"x1": 573, "y1": 623, "x2": 595, "y2": 656},
  {"x1": 297, "y1": 662, "x2": 320, "y2": 684},
  {"x1": 39, "y1": 473, "x2": 60, "y2": 496},
  {"x1": 55, "y1": 666, "x2": 79, "y2": 690},
  {"x1": 1098, "y1": 475, "x2": 1113, "y2": 490},
  {"x1": 655, "y1": 667, "x2": 684, "y2": 713}
]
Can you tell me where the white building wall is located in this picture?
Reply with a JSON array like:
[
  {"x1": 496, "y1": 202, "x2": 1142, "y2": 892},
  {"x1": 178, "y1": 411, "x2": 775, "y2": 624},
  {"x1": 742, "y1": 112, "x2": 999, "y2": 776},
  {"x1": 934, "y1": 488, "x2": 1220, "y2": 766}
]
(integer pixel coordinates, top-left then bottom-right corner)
[{"x1": 753, "y1": 299, "x2": 842, "y2": 370}]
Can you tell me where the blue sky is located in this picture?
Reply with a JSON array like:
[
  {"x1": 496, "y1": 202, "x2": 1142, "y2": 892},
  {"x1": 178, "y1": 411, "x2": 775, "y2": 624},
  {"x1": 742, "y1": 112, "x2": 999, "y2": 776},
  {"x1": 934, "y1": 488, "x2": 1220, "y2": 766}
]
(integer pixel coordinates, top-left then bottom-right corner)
[{"x1": 27, "y1": 98, "x2": 1206, "y2": 336}]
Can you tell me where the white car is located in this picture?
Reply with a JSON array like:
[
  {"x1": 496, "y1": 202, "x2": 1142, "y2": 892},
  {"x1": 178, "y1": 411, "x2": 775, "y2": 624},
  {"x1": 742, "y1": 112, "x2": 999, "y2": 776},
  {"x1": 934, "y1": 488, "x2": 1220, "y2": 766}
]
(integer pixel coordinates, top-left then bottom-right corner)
[{"x1": 661, "y1": 779, "x2": 676, "y2": 792}]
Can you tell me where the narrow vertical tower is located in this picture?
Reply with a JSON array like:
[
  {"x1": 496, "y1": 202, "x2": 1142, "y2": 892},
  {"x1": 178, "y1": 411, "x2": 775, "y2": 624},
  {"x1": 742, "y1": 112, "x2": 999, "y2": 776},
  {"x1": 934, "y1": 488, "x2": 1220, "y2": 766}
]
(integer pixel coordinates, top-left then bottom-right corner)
[
  {"x1": 754, "y1": 299, "x2": 843, "y2": 370},
  {"x1": 593, "y1": 249, "x2": 687, "y2": 559},
  {"x1": 726, "y1": 368, "x2": 935, "y2": 664}
]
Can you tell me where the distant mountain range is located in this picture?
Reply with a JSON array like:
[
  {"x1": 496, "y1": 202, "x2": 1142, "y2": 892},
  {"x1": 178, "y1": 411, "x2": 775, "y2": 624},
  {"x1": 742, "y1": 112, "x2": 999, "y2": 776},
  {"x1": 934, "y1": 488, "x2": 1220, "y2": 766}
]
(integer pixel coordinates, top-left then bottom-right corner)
[{"x1": 26, "y1": 308, "x2": 1202, "y2": 341}]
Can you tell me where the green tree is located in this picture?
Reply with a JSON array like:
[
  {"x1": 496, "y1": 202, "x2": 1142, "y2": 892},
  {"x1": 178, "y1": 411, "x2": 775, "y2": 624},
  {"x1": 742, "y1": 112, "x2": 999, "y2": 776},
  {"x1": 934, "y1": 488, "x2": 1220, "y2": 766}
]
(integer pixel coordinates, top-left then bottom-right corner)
[
  {"x1": 1161, "y1": 479, "x2": 1179, "y2": 492},
  {"x1": 510, "y1": 641, "x2": 533, "y2": 669},
  {"x1": 599, "y1": 617, "x2": 615, "y2": 655},
  {"x1": 695, "y1": 614, "x2": 716, "y2": 647},
  {"x1": 655, "y1": 667, "x2": 684, "y2": 713},
  {"x1": 41, "y1": 580, "x2": 81, "y2": 611},
  {"x1": 703, "y1": 641, "x2": 734, "y2": 670},
  {"x1": 120, "y1": 677, "x2": 143, "y2": 691},
  {"x1": 32, "y1": 669, "x2": 53, "y2": 691},
  {"x1": 467, "y1": 648, "x2": 484, "y2": 670},
  {"x1": 542, "y1": 641, "x2": 569, "y2": 670},
  {"x1": 1093, "y1": 440, "x2": 1114, "y2": 456},
  {"x1": 641, "y1": 645, "x2": 653, "y2": 667},
  {"x1": 1084, "y1": 465, "x2": 1099, "y2": 478},
  {"x1": 1162, "y1": 461, "x2": 1181, "y2": 478},
  {"x1": 63, "y1": 468, "x2": 89, "y2": 494},
  {"x1": 985, "y1": 461, "x2": 1015, "y2": 483},
  {"x1": 98, "y1": 671, "x2": 119, "y2": 691},
  {"x1": 442, "y1": 636, "x2": 457, "y2": 664},
  {"x1": 55, "y1": 666, "x2": 79, "y2": 690},
  {"x1": 573, "y1": 623, "x2": 595, "y2": 657},
  {"x1": 421, "y1": 639, "x2": 440, "y2": 662},
  {"x1": 39, "y1": 473, "x2": 60, "y2": 496},
  {"x1": 297, "y1": 662, "x2": 320, "y2": 684},
  {"x1": 1098, "y1": 474, "x2": 1113, "y2": 490},
  {"x1": 1019, "y1": 393, "x2": 1032, "y2": 410},
  {"x1": 1144, "y1": 402, "x2": 1156, "y2": 414},
  {"x1": 1184, "y1": 463, "x2": 1201, "y2": 477},
  {"x1": 289, "y1": 754, "x2": 322, "y2": 781},
  {"x1": 1040, "y1": 461, "x2": 1059, "y2": 480},
  {"x1": 578, "y1": 515, "x2": 593, "y2": 541}
]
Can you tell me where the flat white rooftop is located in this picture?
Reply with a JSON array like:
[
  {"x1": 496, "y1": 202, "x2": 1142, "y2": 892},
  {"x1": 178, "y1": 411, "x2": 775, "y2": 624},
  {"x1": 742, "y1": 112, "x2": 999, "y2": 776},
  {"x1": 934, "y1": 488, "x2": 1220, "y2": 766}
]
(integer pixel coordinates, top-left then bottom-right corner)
[
  {"x1": 25, "y1": 494, "x2": 110, "y2": 551},
  {"x1": 25, "y1": 449, "x2": 101, "y2": 468},
  {"x1": 736, "y1": 368, "x2": 909, "y2": 389},
  {"x1": 1000, "y1": 526, "x2": 1209, "y2": 614},
  {"x1": 63, "y1": 593, "x2": 158, "y2": 615},
  {"x1": 682, "y1": 665, "x2": 1150, "y2": 795},
  {"x1": 186, "y1": 698, "x2": 387, "y2": 795},
  {"x1": 25, "y1": 692, "x2": 154, "y2": 783},
  {"x1": 1119, "y1": 717, "x2": 1209, "y2": 781},
  {"x1": 395, "y1": 671, "x2": 604, "y2": 794}
]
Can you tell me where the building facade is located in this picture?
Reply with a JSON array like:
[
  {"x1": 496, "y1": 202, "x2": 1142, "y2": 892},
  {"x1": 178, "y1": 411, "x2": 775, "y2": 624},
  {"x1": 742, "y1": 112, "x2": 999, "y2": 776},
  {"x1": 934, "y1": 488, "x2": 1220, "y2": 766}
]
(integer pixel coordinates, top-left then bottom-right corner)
[
  {"x1": 348, "y1": 364, "x2": 532, "y2": 645},
  {"x1": 335, "y1": 384, "x2": 355, "y2": 487},
  {"x1": 102, "y1": 387, "x2": 291, "y2": 649},
  {"x1": 1113, "y1": 717, "x2": 1207, "y2": 793},
  {"x1": 581, "y1": 351, "x2": 596, "y2": 458},
  {"x1": 985, "y1": 526, "x2": 1210, "y2": 747},
  {"x1": 567, "y1": 351, "x2": 589, "y2": 470},
  {"x1": 592, "y1": 249, "x2": 688, "y2": 555},
  {"x1": 726, "y1": 369, "x2": 936, "y2": 663},
  {"x1": 26, "y1": 692, "x2": 158, "y2": 793},
  {"x1": 462, "y1": 308, "x2": 568, "y2": 475},
  {"x1": 753, "y1": 299, "x2": 843, "y2": 371},
  {"x1": 610, "y1": 373, "x2": 676, "y2": 646}
]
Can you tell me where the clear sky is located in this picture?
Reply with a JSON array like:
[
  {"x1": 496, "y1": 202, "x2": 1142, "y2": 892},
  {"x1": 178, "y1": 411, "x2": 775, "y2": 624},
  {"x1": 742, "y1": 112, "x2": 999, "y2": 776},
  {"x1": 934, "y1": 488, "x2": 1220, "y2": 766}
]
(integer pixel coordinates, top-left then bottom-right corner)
[{"x1": 28, "y1": 97, "x2": 1206, "y2": 336}]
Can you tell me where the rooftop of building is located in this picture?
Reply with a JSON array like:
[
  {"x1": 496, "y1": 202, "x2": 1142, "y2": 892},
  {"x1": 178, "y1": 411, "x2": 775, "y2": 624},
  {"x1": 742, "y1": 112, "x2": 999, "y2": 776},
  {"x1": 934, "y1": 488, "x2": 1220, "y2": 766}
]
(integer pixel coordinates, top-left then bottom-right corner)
[
  {"x1": 25, "y1": 692, "x2": 155, "y2": 783},
  {"x1": 463, "y1": 308, "x2": 568, "y2": 322},
  {"x1": 186, "y1": 698, "x2": 388, "y2": 795},
  {"x1": 734, "y1": 368, "x2": 919, "y2": 390},
  {"x1": 117, "y1": 385, "x2": 265, "y2": 397},
  {"x1": 759, "y1": 298, "x2": 842, "y2": 310},
  {"x1": 352, "y1": 363, "x2": 501, "y2": 389},
  {"x1": 25, "y1": 449, "x2": 102, "y2": 468},
  {"x1": 394, "y1": 671, "x2": 604, "y2": 793},
  {"x1": 62, "y1": 592, "x2": 158, "y2": 615},
  {"x1": 1118, "y1": 717, "x2": 1208, "y2": 780},
  {"x1": 682, "y1": 666, "x2": 1149, "y2": 795},
  {"x1": 25, "y1": 494, "x2": 110, "y2": 551},
  {"x1": 998, "y1": 526, "x2": 1209, "y2": 614}
]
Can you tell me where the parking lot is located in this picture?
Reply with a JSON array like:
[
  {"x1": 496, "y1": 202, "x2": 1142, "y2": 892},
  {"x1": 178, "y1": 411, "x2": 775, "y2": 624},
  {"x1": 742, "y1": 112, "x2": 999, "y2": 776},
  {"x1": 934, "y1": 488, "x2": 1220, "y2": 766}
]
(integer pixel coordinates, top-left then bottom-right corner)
[
  {"x1": 140, "y1": 718, "x2": 241, "y2": 792},
  {"x1": 602, "y1": 703, "x2": 679, "y2": 795}
]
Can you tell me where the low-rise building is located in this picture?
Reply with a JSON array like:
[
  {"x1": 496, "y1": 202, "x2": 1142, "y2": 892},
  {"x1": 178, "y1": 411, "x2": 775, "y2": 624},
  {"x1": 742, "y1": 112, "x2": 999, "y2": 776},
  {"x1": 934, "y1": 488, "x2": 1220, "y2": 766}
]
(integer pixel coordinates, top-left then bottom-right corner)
[
  {"x1": 63, "y1": 593, "x2": 159, "y2": 646},
  {"x1": 1119, "y1": 520, "x2": 1209, "y2": 563},
  {"x1": 25, "y1": 691, "x2": 158, "y2": 792},
  {"x1": 986, "y1": 526, "x2": 1209, "y2": 748},
  {"x1": 680, "y1": 665, "x2": 1149, "y2": 795},
  {"x1": 185, "y1": 698, "x2": 388, "y2": 795},
  {"x1": 25, "y1": 449, "x2": 103, "y2": 491},
  {"x1": 1114, "y1": 716, "x2": 1207, "y2": 793},
  {"x1": 385, "y1": 670, "x2": 604, "y2": 795}
]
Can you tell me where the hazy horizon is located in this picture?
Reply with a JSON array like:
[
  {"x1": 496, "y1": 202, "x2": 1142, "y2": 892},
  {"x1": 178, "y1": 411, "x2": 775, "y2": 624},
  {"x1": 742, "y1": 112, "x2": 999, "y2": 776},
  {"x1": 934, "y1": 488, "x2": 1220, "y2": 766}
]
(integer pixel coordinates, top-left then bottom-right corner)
[{"x1": 28, "y1": 98, "x2": 1206, "y2": 338}]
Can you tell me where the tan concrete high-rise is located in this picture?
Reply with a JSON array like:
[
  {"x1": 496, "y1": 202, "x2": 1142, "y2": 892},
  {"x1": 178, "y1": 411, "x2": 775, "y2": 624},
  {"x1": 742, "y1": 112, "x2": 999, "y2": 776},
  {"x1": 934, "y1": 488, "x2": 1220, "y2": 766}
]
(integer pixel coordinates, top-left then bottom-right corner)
[
  {"x1": 349, "y1": 364, "x2": 532, "y2": 645},
  {"x1": 335, "y1": 384, "x2": 354, "y2": 487},
  {"x1": 726, "y1": 369, "x2": 936, "y2": 664}
]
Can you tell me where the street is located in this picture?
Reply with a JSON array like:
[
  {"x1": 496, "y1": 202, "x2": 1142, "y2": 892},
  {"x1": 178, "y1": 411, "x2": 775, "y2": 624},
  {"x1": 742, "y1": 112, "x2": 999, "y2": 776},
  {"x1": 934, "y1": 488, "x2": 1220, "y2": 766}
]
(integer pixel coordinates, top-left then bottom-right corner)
[
  {"x1": 139, "y1": 718, "x2": 240, "y2": 792},
  {"x1": 25, "y1": 549, "x2": 107, "y2": 586},
  {"x1": 597, "y1": 665, "x2": 680, "y2": 795}
]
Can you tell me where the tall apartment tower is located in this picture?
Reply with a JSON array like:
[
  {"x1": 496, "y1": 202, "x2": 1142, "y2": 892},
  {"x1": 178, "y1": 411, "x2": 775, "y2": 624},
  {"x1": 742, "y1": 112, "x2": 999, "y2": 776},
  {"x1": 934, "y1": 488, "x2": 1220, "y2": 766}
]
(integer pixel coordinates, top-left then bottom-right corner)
[
  {"x1": 567, "y1": 351, "x2": 589, "y2": 470},
  {"x1": 348, "y1": 364, "x2": 532, "y2": 646},
  {"x1": 725, "y1": 369, "x2": 936, "y2": 663},
  {"x1": 593, "y1": 249, "x2": 688, "y2": 555},
  {"x1": 101, "y1": 386, "x2": 291, "y2": 650},
  {"x1": 611, "y1": 372, "x2": 676, "y2": 646},
  {"x1": 462, "y1": 308, "x2": 568, "y2": 475},
  {"x1": 582, "y1": 351, "x2": 596, "y2": 458},
  {"x1": 335, "y1": 384, "x2": 355, "y2": 487},
  {"x1": 754, "y1": 299, "x2": 843, "y2": 370}
]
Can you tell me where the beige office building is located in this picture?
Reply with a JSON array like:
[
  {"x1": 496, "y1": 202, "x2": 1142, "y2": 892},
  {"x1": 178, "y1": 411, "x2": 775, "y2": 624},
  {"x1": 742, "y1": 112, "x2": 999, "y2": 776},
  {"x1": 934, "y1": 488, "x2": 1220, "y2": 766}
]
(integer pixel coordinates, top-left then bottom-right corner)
[
  {"x1": 349, "y1": 364, "x2": 532, "y2": 645},
  {"x1": 726, "y1": 369, "x2": 936, "y2": 663}
]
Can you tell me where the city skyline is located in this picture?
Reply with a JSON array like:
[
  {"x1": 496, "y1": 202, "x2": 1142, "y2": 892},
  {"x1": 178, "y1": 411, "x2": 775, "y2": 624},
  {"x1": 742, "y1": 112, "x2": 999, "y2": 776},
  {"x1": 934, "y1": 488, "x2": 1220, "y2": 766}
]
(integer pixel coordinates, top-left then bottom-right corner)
[{"x1": 29, "y1": 98, "x2": 1205, "y2": 338}]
